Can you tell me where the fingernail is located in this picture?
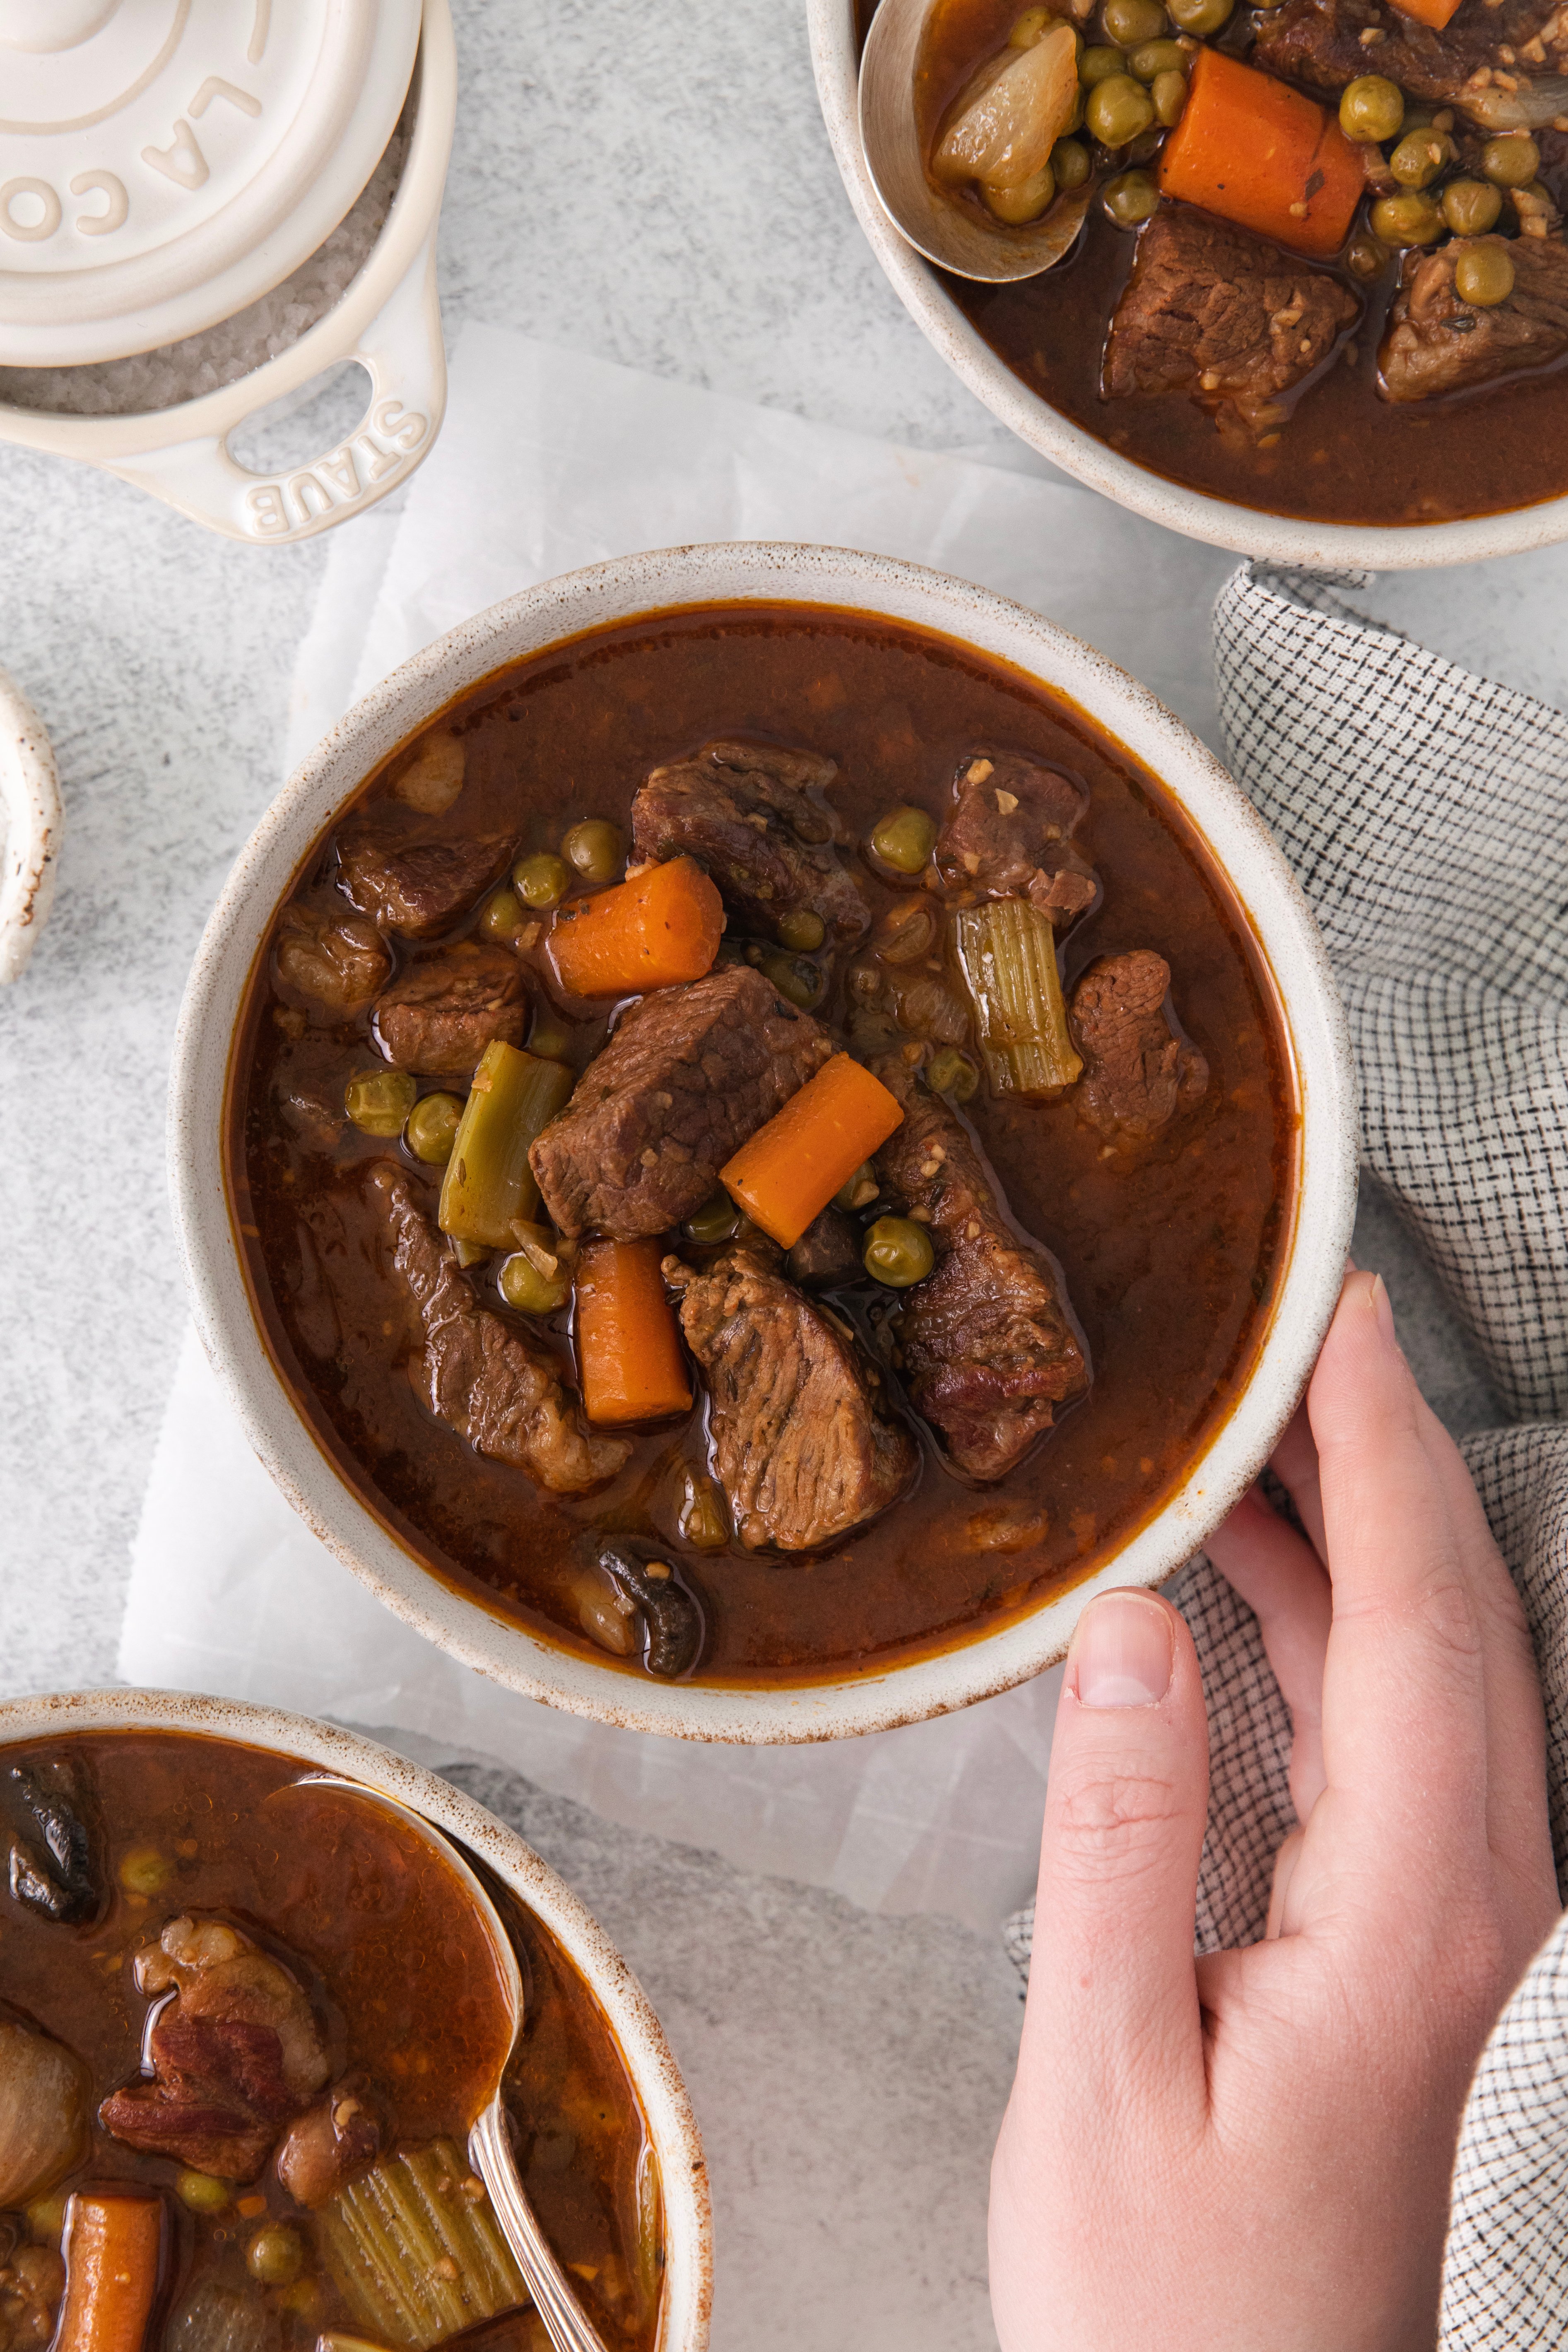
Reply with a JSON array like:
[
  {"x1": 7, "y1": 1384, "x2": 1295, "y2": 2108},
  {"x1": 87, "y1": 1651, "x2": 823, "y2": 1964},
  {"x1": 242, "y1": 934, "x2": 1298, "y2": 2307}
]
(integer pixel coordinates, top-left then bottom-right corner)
[
  {"x1": 1070, "y1": 1590, "x2": 1173, "y2": 1709},
  {"x1": 1368, "y1": 1271, "x2": 1396, "y2": 1344}
]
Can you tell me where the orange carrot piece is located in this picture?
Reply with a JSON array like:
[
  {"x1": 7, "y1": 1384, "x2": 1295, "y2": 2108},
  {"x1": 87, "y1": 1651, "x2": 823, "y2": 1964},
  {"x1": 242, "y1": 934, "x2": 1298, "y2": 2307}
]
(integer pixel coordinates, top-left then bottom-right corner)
[
  {"x1": 721, "y1": 1054, "x2": 905, "y2": 1248},
  {"x1": 1386, "y1": 0, "x2": 1463, "y2": 26},
  {"x1": 56, "y1": 2192, "x2": 164, "y2": 2352},
  {"x1": 576, "y1": 1239, "x2": 694, "y2": 1424},
  {"x1": 1158, "y1": 49, "x2": 1365, "y2": 259},
  {"x1": 549, "y1": 856, "x2": 723, "y2": 998}
]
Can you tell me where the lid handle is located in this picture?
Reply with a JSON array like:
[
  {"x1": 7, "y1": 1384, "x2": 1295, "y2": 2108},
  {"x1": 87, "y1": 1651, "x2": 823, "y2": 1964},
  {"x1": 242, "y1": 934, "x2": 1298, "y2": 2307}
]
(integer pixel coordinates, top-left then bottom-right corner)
[{"x1": 103, "y1": 218, "x2": 446, "y2": 546}]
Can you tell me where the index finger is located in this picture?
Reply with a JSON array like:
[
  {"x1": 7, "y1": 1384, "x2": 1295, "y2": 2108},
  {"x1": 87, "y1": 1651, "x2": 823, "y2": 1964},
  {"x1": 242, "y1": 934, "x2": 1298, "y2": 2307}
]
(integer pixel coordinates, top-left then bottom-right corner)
[{"x1": 1306, "y1": 1272, "x2": 1493, "y2": 1904}]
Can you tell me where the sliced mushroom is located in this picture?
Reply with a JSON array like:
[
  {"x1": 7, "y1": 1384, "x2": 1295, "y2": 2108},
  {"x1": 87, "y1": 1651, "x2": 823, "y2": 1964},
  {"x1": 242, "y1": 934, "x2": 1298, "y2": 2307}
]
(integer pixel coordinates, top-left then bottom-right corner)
[
  {"x1": 597, "y1": 1543, "x2": 705, "y2": 1678},
  {"x1": 5, "y1": 1762, "x2": 99, "y2": 1925}
]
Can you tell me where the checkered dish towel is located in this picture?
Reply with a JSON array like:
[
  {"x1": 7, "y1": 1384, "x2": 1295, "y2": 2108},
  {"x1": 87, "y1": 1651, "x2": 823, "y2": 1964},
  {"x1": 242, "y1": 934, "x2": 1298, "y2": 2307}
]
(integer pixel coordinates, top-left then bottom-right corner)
[{"x1": 1003, "y1": 561, "x2": 1568, "y2": 2347}]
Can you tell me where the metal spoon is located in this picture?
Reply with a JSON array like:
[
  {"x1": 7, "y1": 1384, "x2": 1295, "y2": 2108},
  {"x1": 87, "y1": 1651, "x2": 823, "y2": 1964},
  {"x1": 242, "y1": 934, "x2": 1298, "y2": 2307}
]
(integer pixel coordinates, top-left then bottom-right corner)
[
  {"x1": 858, "y1": 0, "x2": 1091, "y2": 283},
  {"x1": 294, "y1": 1778, "x2": 612, "y2": 2352}
]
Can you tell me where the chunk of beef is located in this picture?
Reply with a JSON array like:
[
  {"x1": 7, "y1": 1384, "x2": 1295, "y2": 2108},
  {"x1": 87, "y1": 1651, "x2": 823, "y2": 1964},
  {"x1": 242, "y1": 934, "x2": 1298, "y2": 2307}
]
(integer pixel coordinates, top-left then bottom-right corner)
[
  {"x1": 632, "y1": 738, "x2": 870, "y2": 946},
  {"x1": 275, "y1": 2090, "x2": 381, "y2": 2209},
  {"x1": 274, "y1": 895, "x2": 391, "y2": 1019},
  {"x1": 1105, "y1": 209, "x2": 1359, "y2": 424},
  {"x1": 530, "y1": 964, "x2": 833, "y2": 1239},
  {"x1": 371, "y1": 1166, "x2": 630, "y2": 1491},
  {"x1": 786, "y1": 1206, "x2": 864, "y2": 1290},
  {"x1": 1255, "y1": 0, "x2": 1567, "y2": 107},
  {"x1": 99, "y1": 1915, "x2": 328, "y2": 2181},
  {"x1": 336, "y1": 814, "x2": 513, "y2": 939},
  {"x1": 1069, "y1": 951, "x2": 1208, "y2": 1144},
  {"x1": 0, "y1": 2240, "x2": 64, "y2": 2352},
  {"x1": 933, "y1": 751, "x2": 1097, "y2": 924},
  {"x1": 374, "y1": 941, "x2": 526, "y2": 1075},
  {"x1": 1380, "y1": 234, "x2": 1568, "y2": 398},
  {"x1": 667, "y1": 1247, "x2": 917, "y2": 1549},
  {"x1": 873, "y1": 1061, "x2": 1088, "y2": 1481}
]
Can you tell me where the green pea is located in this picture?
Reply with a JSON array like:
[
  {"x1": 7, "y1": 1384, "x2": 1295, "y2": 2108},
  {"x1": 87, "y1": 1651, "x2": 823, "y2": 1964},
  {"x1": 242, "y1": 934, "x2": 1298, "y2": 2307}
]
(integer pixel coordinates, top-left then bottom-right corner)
[
  {"x1": 1370, "y1": 188, "x2": 1444, "y2": 246},
  {"x1": 118, "y1": 1845, "x2": 172, "y2": 1897},
  {"x1": 983, "y1": 161, "x2": 1057, "y2": 222},
  {"x1": 1079, "y1": 43, "x2": 1127, "y2": 83},
  {"x1": 683, "y1": 1192, "x2": 741, "y2": 1246},
  {"x1": 1165, "y1": 0, "x2": 1231, "y2": 31},
  {"x1": 776, "y1": 907, "x2": 826, "y2": 951},
  {"x1": 246, "y1": 2225, "x2": 304, "y2": 2289},
  {"x1": 478, "y1": 885, "x2": 526, "y2": 942},
  {"x1": 1151, "y1": 67, "x2": 1187, "y2": 124},
  {"x1": 1389, "y1": 128, "x2": 1452, "y2": 189},
  {"x1": 561, "y1": 819, "x2": 623, "y2": 886},
  {"x1": 870, "y1": 805, "x2": 937, "y2": 875},
  {"x1": 863, "y1": 1216, "x2": 936, "y2": 1290},
  {"x1": 1127, "y1": 36, "x2": 1187, "y2": 77},
  {"x1": 1052, "y1": 135, "x2": 1091, "y2": 190},
  {"x1": 1337, "y1": 74, "x2": 1403, "y2": 144},
  {"x1": 529, "y1": 1010, "x2": 574, "y2": 1061},
  {"x1": 1442, "y1": 178, "x2": 1503, "y2": 236},
  {"x1": 513, "y1": 851, "x2": 572, "y2": 910},
  {"x1": 1101, "y1": 167, "x2": 1161, "y2": 226},
  {"x1": 1102, "y1": 0, "x2": 1166, "y2": 42},
  {"x1": 176, "y1": 2171, "x2": 230, "y2": 2215},
  {"x1": 926, "y1": 1047, "x2": 980, "y2": 1103},
  {"x1": 747, "y1": 946, "x2": 824, "y2": 1009},
  {"x1": 1345, "y1": 229, "x2": 1392, "y2": 279},
  {"x1": 1455, "y1": 240, "x2": 1515, "y2": 306},
  {"x1": 345, "y1": 1066, "x2": 419, "y2": 1137},
  {"x1": 406, "y1": 1090, "x2": 463, "y2": 1167},
  {"x1": 1483, "y1": 132, "x2": 1539, "y2": 187},
  {"x1": 499, "y1": 1251, "x2": 570, "y2": 1314},
  {"x1": 1086, "y1": 73, "x2": 1155, "y2": 146}
]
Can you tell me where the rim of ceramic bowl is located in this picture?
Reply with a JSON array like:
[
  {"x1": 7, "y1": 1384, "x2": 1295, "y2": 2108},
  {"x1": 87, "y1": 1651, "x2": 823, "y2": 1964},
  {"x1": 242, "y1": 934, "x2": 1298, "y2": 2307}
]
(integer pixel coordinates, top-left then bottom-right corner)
[
  {"x1": 168, "y1": 540, "x2": 1357, "y2": 1744},
  {"x1": 0, "y1": 1686, "x2": 712, "y2": 2352},
  {"x1": 805, "y1": 0, "x2": 1568, "y2": 571}
]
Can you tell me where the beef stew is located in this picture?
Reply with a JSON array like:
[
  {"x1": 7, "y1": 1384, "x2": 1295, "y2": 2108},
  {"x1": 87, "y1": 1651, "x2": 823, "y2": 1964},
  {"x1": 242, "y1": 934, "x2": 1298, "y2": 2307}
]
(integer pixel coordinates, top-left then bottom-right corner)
[
  {"x1": 226, "y1": 603, "x2": 1293, "y2": 1688},
  {"x1": 875, "y1": 0, "x2": 1568, "y2": 526},
  {"x1": 0, "y1": 1731, "x2": 660, "y2": 2352}
]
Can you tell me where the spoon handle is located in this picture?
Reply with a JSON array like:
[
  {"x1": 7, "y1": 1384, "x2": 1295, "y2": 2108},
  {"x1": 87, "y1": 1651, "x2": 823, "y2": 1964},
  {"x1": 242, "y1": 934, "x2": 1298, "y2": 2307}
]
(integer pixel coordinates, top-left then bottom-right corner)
[{"x1": 470, "y1": 2096, "x2": 614, "y2": 2352}]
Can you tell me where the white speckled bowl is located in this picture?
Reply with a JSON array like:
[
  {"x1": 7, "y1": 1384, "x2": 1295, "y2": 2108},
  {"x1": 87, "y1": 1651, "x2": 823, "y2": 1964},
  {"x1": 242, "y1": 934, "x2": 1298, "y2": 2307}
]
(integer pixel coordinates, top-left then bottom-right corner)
[
  {"x1": 807, "y1": 0, "x2": 1568, "y2": 569},
  {"x1": 169, "y1": 542, "x2": 1356, "y2": 1742},
  {"x1": 0, "y1": 1687, "x2": 711, "y2": 2352}
]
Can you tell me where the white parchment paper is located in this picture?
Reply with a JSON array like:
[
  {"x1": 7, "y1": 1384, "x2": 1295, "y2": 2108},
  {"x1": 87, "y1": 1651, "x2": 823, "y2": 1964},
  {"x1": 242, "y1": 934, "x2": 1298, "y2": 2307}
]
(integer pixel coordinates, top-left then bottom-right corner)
[{"x1": 125, "y1": 321, "x2": 1565, "y2": 1932}]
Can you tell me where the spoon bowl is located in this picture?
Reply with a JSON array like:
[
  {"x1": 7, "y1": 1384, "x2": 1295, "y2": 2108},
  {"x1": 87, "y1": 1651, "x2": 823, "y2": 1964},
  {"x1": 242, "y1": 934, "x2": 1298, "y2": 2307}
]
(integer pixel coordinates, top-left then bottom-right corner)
[
  {"x1": 858, "y1": 0, "x2": 1091, "y2": 282},
  {"x1": 293, "y1": 1777, "x2": 613, "y2": 2352}
]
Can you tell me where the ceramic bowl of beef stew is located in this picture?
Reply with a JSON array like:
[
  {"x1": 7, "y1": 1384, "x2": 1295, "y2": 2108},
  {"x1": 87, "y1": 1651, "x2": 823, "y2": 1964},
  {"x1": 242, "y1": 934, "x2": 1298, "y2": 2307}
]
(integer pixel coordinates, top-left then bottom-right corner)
[
  {"x1": 813, "y1": 0, "x2": 1568, "y2": 564},
  {"x1": 170, "y1": 542, "x2": 1355, "y2": 1741},
  {"x1": 0, "y1": 1688, "x2": 710, "y2": 2352}
]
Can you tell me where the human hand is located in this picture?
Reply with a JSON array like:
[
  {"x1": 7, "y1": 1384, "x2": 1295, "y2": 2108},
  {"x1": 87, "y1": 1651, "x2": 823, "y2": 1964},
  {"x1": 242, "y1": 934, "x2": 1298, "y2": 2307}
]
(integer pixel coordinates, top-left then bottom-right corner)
[{"x1": 990, "y1": 1271, "x2": 1560, "y2": 2352}]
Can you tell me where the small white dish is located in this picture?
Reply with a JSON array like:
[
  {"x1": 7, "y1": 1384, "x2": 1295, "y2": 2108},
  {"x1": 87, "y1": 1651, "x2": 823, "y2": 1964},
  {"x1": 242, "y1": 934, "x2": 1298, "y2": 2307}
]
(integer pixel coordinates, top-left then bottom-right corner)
[
  {"x1": 169, "y1": 541, "x2": 1357, "y2": 1743},
  {"x1": 0, "y1": 660, "x2": 61, "y2": 983}
]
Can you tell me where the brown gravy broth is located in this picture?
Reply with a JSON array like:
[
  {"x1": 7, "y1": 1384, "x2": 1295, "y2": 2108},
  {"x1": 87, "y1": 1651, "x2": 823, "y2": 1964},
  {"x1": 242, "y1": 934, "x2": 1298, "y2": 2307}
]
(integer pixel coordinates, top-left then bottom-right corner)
[
  {"x1": 0, "y1": 1732, "x2": 658, "y2": 2352},
  {"x1": 867, "y1": 0, "x2": 1568, "y2": 529},
  {"x1": 226, "y1": 605, "x2": 1294, "y2": 1682}
]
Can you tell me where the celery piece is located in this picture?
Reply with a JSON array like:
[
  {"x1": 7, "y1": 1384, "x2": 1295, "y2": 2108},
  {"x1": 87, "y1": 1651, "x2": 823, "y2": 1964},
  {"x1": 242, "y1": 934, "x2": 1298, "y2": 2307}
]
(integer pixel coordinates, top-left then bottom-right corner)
[
  {"x1": 439, "y1": 1041, "x2": 575, "y2": 1249},
  {"x1": 949, "y1": 900, "x2": 1082, "y2": 1098},
  {"x1": 315, "y1": 2138, "x2": 527, "y2": 2352}
]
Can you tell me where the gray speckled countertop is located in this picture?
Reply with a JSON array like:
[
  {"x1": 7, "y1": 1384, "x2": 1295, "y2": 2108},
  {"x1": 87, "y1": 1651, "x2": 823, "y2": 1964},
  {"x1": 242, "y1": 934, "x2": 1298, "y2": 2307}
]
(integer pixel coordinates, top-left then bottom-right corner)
[{"x1": 0, "y1": 5, "x2": 1513, "y2": 2346}]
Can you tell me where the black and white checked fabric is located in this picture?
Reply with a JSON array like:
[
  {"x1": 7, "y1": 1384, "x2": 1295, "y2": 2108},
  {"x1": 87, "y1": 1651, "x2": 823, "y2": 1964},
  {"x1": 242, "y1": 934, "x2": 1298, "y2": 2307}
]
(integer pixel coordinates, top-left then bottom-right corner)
[{"x1": 1004, "y1": 562, "x2": 1568, "y2": 2344}]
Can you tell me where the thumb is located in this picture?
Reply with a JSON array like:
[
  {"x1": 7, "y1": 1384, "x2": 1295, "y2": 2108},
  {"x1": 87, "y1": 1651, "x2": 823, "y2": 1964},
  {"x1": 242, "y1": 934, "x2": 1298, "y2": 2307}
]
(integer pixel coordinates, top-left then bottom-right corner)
[{"x1": 1024, "y1": 1587, "x2": 1209, "y2": 2111}]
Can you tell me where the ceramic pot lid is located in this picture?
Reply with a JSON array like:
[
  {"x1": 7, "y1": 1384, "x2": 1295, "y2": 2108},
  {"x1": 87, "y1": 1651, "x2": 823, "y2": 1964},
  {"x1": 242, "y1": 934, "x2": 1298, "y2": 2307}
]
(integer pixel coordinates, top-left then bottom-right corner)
[{"x1": 0, "y1": 0, "x2": 422, "y2": 367}]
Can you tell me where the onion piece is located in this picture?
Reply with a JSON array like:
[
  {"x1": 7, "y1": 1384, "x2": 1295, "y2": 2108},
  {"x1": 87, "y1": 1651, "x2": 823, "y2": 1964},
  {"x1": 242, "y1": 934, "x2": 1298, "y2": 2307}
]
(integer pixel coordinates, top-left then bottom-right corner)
[
  {"x1": 932, "y1": 26, "x2": 1081, "y2": 191},
  {"x1": 0, "y1": 2020, "x2": 87, "y2": 2207},
  {"x1": 1461, "y1": 75, "x2": 1568, "y2": 129}
]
